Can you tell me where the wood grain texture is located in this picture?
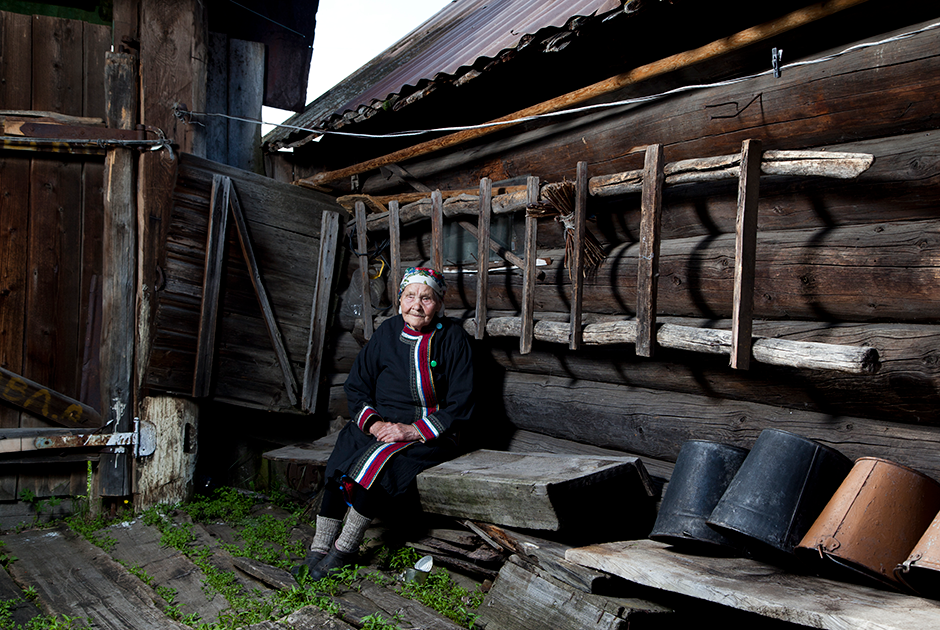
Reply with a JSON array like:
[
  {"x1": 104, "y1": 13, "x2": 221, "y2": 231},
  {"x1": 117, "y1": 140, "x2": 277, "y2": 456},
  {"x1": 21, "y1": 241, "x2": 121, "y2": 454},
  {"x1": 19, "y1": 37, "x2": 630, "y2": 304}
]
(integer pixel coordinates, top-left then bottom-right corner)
[
  {"x1": 475, "y1": 178, "x2": 491, "y2": 340},
  {"x1": 569, "y1": 163, "x2": 587, "y2": 350},
  {"x1": 431, "y1": 189, "x2": 443, "y2": 272},
  {"x1": 388, "y1": 200, "x2": 401, "y2": 313},
  {"x1": 567, "y1": 540, "x2": 940, "y2": 630},
  {"x1": 520, "y1": 177, "x2": 539, "y2": 354},
  {"x1": 730, "y1": 139, "x2": 762, "y2": 369},
  {"x1": 355, "y1": 201, "x2": 373, "y2": 340},
  {"x1": 636, "y1": 144, "x2": 664, "y2": 358},
  {"x1": 302, "y1": 210, "x2": 341, "y2": 412}
]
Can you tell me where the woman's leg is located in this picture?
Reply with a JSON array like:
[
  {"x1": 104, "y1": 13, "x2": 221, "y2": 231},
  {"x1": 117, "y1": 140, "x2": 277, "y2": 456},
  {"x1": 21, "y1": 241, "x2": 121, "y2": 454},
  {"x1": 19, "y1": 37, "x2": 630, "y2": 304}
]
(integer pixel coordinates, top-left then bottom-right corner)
[{"x1": 310, "y1": 482, "x2": 391, "y2": 579}]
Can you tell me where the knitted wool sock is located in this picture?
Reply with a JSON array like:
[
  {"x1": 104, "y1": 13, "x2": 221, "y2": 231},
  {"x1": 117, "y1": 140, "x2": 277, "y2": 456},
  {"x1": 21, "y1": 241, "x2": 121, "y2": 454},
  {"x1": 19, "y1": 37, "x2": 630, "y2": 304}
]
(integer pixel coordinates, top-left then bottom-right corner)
[
  {"x1": 335, "y1": 507, "x2": 372, "y2": 553},
  {"x1": 311, "y1": 516, "x2": 342, "y2": 555}
]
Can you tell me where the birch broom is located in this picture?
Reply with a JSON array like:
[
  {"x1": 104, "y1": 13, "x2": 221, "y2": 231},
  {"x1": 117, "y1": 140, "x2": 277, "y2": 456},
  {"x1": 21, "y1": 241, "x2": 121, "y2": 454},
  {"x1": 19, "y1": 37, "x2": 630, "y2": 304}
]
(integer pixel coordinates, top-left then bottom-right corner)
[{"x1": 527, "y1": 181, "x2": 606, "y2": 278}]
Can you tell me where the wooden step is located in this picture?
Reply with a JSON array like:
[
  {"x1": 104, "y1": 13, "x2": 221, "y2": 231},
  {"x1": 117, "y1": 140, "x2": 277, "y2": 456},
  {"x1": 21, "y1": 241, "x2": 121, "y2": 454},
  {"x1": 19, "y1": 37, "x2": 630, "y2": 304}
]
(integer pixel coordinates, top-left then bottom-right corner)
[{"x1": 567, "y1": 539, "x2": 940, "y2": 630}]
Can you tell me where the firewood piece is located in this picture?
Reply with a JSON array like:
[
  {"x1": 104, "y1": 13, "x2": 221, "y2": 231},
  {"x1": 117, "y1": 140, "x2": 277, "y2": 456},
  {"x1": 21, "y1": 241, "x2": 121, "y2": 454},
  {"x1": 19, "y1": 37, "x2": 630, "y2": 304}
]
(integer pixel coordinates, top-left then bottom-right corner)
[
  {"x1": 354, "y1": 201, "x2": 373, "y2": 340},
  {"x1": 404, "y1": 542, "x2": 500, "y2": 580},
  {"x1": 731, "y1": 139, "x2": 762, "y2": 370},
  {"x1": 476, "y1": 555, "x2": 671, "y2": 630},
  {"x1": 416, "y1": 450, "x2": 652, "y2": 531},
  {"x1": 636, "y1": 144, "x2": 664, "y2": 358}
]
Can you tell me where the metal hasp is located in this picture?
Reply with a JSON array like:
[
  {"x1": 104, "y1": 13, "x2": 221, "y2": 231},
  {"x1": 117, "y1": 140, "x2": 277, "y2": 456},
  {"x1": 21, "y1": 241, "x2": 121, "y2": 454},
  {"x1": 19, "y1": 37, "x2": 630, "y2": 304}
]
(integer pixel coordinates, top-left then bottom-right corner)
[{"x1": 0, "y1": 420, "x2": 157, "y2": 458}]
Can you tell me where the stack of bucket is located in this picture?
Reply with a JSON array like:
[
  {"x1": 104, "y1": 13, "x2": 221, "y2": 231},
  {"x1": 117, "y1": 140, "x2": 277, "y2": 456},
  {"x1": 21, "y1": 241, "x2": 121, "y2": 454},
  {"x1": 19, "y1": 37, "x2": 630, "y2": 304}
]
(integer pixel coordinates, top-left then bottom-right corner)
[{"x1": 649, "y1": 428, "x2": 940, "y2": 596}]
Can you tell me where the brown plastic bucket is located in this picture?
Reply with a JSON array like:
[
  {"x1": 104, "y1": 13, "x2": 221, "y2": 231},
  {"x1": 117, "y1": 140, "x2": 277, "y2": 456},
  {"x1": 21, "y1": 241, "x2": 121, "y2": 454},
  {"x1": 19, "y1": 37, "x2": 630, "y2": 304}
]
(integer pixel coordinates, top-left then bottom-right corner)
[
  {"x1": 897, "y1": 509, "x2": 940, "y2": 596},
  {"x1": 797, "y1": 457, "x2": 940, "y2": 589}
]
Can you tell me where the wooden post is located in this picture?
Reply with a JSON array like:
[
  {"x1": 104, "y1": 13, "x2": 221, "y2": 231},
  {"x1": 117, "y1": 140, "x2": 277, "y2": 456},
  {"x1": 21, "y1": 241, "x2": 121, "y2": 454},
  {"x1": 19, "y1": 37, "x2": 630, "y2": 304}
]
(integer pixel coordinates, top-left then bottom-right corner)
[
  {"x1": 431, "y1": 190, "x2": 444, "y2": 272},
  {"x1": 636, "y1": 144, "x2": 665, "y2": 358},
  {"x1": 731, "y1": 139, "x2": 762, "y2": 370},
  {"x1": 355, "y1": 201, "x2": 374, "y2": 339},
  {"x1": 521, "y1": 176, "x2": 539, "y2": 354},
  {"x1": 389, "y1": 200, "x2": 402, "y2": 313},
  {"x1": 99, "y1": 52, "x2": 138, "y2": 497},
  {"x1": 475, "y1": 178, "x2": 492, "y2": 340},
  {"x1": 192, "y1": 175, "x2": 230, "y2": 397},
  {"x1": 302, "y1": 210, "x2": 341, "y2": 412},
  {"x1": 570, "y1": 163, "x2": 588, "y2": 350},
  {"x1": 226, "y1": 39, "x2": 264, "y2": 173}
]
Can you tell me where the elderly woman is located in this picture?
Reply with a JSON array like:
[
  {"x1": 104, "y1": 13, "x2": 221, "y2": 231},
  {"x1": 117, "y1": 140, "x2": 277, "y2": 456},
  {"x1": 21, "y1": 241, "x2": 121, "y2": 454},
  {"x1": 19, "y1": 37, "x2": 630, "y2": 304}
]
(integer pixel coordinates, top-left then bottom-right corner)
[{"x1": 300, "y1": 267, "x2": 475, "y2": 579}]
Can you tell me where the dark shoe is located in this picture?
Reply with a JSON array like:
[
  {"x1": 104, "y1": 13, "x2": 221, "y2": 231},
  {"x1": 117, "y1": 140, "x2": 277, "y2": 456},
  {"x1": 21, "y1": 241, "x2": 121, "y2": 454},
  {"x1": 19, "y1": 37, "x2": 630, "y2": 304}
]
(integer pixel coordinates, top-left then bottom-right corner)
[
  {"x1": 290, "y1": 549, "x2": 327, "y2": 577},
  {"x1": 309, "y1": 546, "x2": 357, "y2": 581}
]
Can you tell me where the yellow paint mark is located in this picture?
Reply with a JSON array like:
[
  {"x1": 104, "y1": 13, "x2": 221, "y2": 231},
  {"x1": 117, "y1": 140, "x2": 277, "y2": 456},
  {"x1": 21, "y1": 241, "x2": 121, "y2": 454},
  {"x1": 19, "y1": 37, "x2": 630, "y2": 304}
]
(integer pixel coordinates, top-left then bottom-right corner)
[
  {"x1": 23, "y1": 388, "x2": 51, "y2": 417},
  {"x1": 2, "y1": 377, "x2": 28, "y2": 402},
  {"x1": 62, "y1": 404, "x2": 84, "y2": 424}
]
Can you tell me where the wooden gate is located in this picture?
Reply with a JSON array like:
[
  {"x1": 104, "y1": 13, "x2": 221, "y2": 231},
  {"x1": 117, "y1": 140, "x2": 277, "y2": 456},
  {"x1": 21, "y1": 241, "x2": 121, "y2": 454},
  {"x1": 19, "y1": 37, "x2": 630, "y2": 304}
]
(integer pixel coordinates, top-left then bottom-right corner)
[{"x1": 0, "y1": 11, "x2": 110, "y2": 516}]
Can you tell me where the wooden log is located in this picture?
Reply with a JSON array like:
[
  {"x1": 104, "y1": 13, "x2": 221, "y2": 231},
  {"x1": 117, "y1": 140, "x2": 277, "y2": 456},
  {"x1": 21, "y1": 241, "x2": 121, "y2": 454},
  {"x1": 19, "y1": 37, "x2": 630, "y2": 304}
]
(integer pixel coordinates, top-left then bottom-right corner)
[
  {"x1": 337, "y1": 185, "x2": 526, "y2": 211},
  {"x1": 636, "y1": 144, "x2": 664, "y2": 357},
  {"x1": 483, "y1": 316, "x2": 877, "y2": 374},
  {"x1": 500, "y1": 371, "x2": 940, "y2": 480},
  {"x1": 568, "y1": 540, "x2": 940, "y2": 630},
  {"x1": 302, "y1": 210, "x2": 341, "y2": 413},
  {"x1": 193, "y1": 175, "x2": 230, "y2": 397},
  {"x1": 477, "y1": 556, "x2": 670, "y2": 630},
  {"x1": 590, "y1": 150, "x2": 875, "y2": 197},
  {"x1": 730, "y1": 139, "x2": 761, "y2": 370},
  {"x1": 520, "y1": 177, "x2": 539, "y2": 354},
  {"x1": 444, "y1": 218, "x2": 940, "y2": 323},
  {"x1": 365, "y1": 188, "x2": 530, "y2": 231},
  {"x1": 416, "y1": 450, "x2": 652, "y2": 531},
  {"x1": 296, "y1": 0, "x2": 869, "y2": 189},
  {"x1": 377, "y1": 16, "x2": 938, "y2": 196}
]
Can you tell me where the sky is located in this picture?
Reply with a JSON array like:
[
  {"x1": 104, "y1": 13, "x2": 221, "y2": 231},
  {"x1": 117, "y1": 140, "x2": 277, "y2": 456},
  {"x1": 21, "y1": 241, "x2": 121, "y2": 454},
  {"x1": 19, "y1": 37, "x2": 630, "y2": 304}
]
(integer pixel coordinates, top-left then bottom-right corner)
[{"x1": 261, "y1": 0, "x2": 451, "y2": 134}]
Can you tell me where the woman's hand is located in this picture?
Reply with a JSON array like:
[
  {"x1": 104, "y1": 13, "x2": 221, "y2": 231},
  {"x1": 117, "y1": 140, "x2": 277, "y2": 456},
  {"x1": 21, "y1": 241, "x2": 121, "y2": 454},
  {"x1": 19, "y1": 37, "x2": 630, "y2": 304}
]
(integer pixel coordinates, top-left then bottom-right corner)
[{"x1": 369, "y1": 420, "x2": 421, "y2": 443}]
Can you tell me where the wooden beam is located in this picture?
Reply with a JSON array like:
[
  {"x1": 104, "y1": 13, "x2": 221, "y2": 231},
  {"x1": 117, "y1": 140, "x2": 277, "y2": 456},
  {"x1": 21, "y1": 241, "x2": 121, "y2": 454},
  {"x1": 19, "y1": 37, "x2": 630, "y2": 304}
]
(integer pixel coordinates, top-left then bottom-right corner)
[
  {"x1": 484, "y1": 317, "x2": 879, "y2": 374},
  {"x1": 302, "y1": 210, "x2": 341, "y2": 412},
  {"x1": 389, "y1": 200, "x2": 402, "y2": 313},
  {"x1": 431, "y1": 190, "x2": 444, "y2": 272},
  {"x1": 336, "y1": 185, "x2": 527, "y2": 210},
  {"x1": 456, "y1": 220, "x2": 528, "y2": 270},
  {"x1": 192, "y1": 174, "x2": 230, "y2": 398},
  {"x1": 0, "y1": 366, "x2": 100, "y2": 428},
  {"x1": 521, "y1": 176, "x2": 539, "y2": 354},
  {"x1": 355, "y1": 201, "x2": 374, "y2": 340},
  {"x1": 475, "y1": 178, "x2": 491, "y2": 340},
  {"x1": 229, "y1": 186, "x2": 299, "y2": 406},
  {"x1": 295, "y1": 0, "x2": 870, "y2": 189},
  {"x1": 730, "y1": 139, "x2": 762, "y2": 369},
  {"x1": 636, "y1": 144, "x2": 664, "y2": 358},
  {"x1": 570, "y1": 162, "x2": 588, "y2": 350},
  {"x1": 100, "y1": 51, "x2": 138, "y2": 496}
]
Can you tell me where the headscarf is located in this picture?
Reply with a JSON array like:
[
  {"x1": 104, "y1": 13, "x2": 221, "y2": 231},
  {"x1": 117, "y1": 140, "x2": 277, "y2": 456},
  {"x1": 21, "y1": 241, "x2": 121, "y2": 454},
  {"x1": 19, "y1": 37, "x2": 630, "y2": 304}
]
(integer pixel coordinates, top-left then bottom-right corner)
[{"x1": 398, "y1": 267, "x2": 446, "y2": 299}]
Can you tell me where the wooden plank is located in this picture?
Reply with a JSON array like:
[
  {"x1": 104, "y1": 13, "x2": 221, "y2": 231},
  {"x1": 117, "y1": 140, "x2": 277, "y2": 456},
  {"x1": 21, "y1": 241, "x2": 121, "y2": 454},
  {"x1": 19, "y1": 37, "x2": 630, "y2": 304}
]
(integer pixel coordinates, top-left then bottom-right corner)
[
  {"x1": 569, "y1": 163, "x2": 587, "y2": 350},
  {"x1": 358, "y1": 581, "x2": 466, "y2": 630},
  {"x1": 262, "y1": 431, "x2": 339, "y2": 465},
  {"x1": 475, "y1": 178, "x2": 492, "y2": 340},
  {"x1": 192, "y1": 175, "x2": 230, "y2": 398},
  {"x1": 204, "y1": 31, "x2": 228, "y2": 164},
  {"x1": 635, "y1": 144, "x2": 664, "y2": 358},
  {"x1": 354, "y1": 201, "x2": 373, "y2": 340},
  {"x1": 302, "y1": 210, "x2": 341, "y2": 412},
  {"x1": 296, "y1": 0, "x2": 870, "y2": 188},
  {"x1": 478, "y1": 556, "x2": 668, "y2": 630},
  {"x1": 0, "y1": 365, "x2": 100, "y2": 427},
  {"x1": 417, "y1": 450, "x2": 652, "y2": 531},
  {"x1": 0, "y1": 565, "x2": 39, "y2": 628},
  {"x1": 229, "y1": 186, "x2": 299, "y2": 407},
  {"x1": 106, "y1": 517, "x2": 229, "y2": 624},
  {"x1": 567, "y1": 540, "x2": 940, "y2": 630},
  {"x1": 2, "y1": 525, "x2": 189, "y2": 630},
  {"x1": 520, "y1": 177, "x2": 539, "y2": 354},
  {"x1": 730, "y1": 139, "x2": 762, "y2": 370},
  {"x1": 388, "y1": 200, "x2": 401, "y2": 313},
  {"x1": 227, "y1": 38, "x2": 264, "y2": 173},
  {"x1": 431, "y1": 189, "x2": 444, "y2": 272}
]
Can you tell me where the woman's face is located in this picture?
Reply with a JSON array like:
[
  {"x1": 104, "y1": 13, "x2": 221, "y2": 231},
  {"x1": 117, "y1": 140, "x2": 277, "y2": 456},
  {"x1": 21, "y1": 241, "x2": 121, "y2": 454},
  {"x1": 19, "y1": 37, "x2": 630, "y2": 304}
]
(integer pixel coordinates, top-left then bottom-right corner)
[{"x1": 400, "y1": 282, "x2": 442, "y2": 330}]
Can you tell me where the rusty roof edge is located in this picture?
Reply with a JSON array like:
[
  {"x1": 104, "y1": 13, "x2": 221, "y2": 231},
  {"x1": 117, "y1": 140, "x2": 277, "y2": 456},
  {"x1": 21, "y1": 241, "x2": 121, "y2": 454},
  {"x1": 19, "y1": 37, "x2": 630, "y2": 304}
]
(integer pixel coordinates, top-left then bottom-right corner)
[{"x1": 264, "y1": 0, "x2": 626, "y2": 149}]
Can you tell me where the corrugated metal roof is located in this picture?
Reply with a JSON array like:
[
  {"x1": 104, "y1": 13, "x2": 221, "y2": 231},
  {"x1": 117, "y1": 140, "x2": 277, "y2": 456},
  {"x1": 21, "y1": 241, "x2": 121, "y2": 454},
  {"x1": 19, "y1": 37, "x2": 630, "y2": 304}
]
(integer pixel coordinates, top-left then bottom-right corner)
[{"x1": 265, "y1": 0, "x2": 623, "y2": 147}]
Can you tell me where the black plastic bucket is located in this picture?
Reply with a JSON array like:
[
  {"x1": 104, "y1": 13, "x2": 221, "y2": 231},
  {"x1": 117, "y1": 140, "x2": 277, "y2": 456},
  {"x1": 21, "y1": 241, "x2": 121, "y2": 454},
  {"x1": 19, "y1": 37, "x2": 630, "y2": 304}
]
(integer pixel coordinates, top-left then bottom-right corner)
[
  {"x1": 649, "y1": 440, "x2": 750, "y2": 553},
  {"x1": 706, "y1": 428, "x2": 852, "y2": 560}
]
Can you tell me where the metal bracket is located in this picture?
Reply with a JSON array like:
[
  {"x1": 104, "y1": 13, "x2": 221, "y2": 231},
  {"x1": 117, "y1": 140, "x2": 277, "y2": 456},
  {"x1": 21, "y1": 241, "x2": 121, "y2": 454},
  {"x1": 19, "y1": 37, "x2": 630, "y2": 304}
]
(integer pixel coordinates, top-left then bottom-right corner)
[
  {"x1": 772, "y1": 47, "x2": 783, "y2": 78},
  {"x1": 0, "y1": 419, "x2": 157, "y2": 457}
]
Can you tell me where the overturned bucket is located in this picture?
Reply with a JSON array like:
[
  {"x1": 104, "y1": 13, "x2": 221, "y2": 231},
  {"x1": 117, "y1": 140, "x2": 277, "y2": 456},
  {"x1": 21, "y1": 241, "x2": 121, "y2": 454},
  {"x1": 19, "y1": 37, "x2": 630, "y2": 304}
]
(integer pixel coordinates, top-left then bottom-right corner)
[
  {"x1": 897, "y1": 509, "x2": 940, "y2": 596},
  {"x1": 649, "y1": 440, "x2": 749, "y2": 553},
  {"x1": 706, "y1": 429, "x2": 852, "y2": 561},
  {"x1": 797, "y1": 457, "x2": 940, "y2": 589}
]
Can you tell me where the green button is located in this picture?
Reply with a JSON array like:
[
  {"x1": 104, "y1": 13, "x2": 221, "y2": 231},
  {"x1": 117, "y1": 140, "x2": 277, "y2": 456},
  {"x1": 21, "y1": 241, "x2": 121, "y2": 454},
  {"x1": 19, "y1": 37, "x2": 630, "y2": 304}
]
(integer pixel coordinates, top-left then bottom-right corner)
[{"x1": 430, "y1": 360, "x2": 438, "y2": 368}]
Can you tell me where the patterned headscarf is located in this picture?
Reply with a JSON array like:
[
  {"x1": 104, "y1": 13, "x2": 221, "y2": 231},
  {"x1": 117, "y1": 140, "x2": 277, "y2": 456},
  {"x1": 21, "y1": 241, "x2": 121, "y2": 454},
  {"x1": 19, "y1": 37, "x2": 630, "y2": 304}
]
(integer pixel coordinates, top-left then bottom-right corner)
[{"x1": 398, "y1": 267, "x2": 447, "y2": 299}]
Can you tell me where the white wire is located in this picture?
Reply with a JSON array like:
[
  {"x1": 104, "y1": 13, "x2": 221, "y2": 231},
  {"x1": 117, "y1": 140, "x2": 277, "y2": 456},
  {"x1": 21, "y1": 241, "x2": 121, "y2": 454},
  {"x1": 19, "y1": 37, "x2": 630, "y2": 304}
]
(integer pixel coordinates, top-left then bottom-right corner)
[{"x1": 187, "y1": 20, "x2": 940, "y2": 141}]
